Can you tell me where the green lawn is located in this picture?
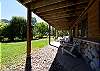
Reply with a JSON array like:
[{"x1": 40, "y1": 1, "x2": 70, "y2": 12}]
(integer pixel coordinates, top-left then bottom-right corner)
[
  {"x1": 0, "y1": 43, "x2": 1, "y2": 64},
  {"x1": 0, "y1": 38, "x2": 49, "y2": 67}
]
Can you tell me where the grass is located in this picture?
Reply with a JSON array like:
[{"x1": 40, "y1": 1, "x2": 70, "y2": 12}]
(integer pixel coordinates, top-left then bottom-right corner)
[
  {"x1": 0, "y1": 43, "x2": 1, "y2": 64},
  {"x1": 0, "y1": 38, "x2": 49, "y2": 67},
  {"x1": 32, "y1": 39, "x2": 48, "y2": 48}
]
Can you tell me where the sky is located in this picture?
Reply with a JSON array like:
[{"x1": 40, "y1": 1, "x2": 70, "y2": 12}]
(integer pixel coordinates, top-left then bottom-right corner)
[{"x1": 0, "y1": 0, "x2": 44, "y2": 22}]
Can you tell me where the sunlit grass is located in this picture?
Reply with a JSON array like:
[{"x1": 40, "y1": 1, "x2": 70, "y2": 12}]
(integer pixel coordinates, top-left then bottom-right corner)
[
  {"x1": 1, "y1": 38, "x2": 49, "y2": 66},
  {"x1": 1, "y1": 41, "x2": 27, "y2": 66},
  {"x1": 32, "y1": 38, "x2": 48, "y2": 48},
  {"x1": 0, "y1": 43, "x2": 1, "y2": 63}
]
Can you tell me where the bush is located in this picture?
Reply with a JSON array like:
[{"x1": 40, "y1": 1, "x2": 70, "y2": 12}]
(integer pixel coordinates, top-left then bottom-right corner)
[
  {"x1": 35, "y1": 33, "x2": 43, "y2": 39},
  {"x1": 0, "y1": 36, "x2": 4, "y2": 42}
]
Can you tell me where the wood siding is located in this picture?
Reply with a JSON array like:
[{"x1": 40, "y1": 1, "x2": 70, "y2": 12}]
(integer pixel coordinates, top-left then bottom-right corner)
[{"x1": 88, "y1": 0, "x2": 100, "y2": 39}]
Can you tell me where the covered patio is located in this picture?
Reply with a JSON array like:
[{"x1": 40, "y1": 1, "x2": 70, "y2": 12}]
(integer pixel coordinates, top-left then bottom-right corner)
[{"x1": 17, "y1": 0, "x2": 100, "y2": 71}]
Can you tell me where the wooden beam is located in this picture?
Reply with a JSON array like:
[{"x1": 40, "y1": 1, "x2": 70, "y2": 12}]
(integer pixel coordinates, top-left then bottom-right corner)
[
  {"x1": 34, "y1": 13, "x2": 67, "y2": 30},
  {"x1": 35, "y1": 1, "x2": 67, "y2": 12},
  {"x1": 47, "y1": 19, "x2": 71, "y2": 23},
  {"x1": 23, "y1": 0, "x2": 32, "y2": 4},
  {"x1": 42, "y1": 15, "x2": 78, "y2": 21},
  {"x1": 34, "y1": 1, "x2": 88, "y2": 13},
  {"x1": 42, "y1": 15, "x2": 77, "y2": 20},
  {"x1": 37, "y1": 7, "x2": 85, "y2": 16},
  {"x1": 72, "y1": 0, "x2": 96, "y2": 29},
  {"x1": 34, "y1": 0, "x2": 66, "y2": 9},
  {"x1": 46, "y1": 21, "x2": 71, "y2": 28},
  {"x1": 35, "y1": 8, "x2": 66, "y2": 15},
  {"x1": 17, "y1": 0, "x2": 32, "y2": 4}
]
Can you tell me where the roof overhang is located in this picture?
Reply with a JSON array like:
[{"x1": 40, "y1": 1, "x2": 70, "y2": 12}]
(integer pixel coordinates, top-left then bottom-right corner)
[{"x1": 17, "y1": 0, "x2": 88, "y2": 30}]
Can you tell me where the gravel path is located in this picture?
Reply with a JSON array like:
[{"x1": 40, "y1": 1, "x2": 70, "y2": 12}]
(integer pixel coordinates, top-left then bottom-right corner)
[
  {"x1": 31, "y1": 45, "x2": 58, "y2": 71},
  {"x1": 1, "y1": 45, "x2": 58, "y2": 71}
]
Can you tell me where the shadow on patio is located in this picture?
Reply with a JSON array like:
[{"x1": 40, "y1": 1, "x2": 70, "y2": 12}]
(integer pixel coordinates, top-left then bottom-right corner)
[{"x1": 49, "y1": 46, "x2": 93, "y2": 71}]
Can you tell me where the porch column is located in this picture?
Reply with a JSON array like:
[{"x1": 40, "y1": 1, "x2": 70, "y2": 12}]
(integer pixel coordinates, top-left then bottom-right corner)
[
  {"x1": 49, "y1": 25, "x2": 51, "y2": 45},
  {"x1": 75, "y1": 25, "x2": 78, "y2": 37},
  {"x1": 73, "y1": 27, "x2": 75, "y2": 37},
  {"x1": 69, "y1": 29, "x2": 72, "y2": 37},
  {"x1": 27, "y1": 8, "x2": 32, "y2": 56}
]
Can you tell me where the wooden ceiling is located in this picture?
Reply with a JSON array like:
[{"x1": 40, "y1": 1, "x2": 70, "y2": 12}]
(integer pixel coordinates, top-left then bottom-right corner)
[{"x1": 17, "y1": 0, "x2": 89, "y2": 30}]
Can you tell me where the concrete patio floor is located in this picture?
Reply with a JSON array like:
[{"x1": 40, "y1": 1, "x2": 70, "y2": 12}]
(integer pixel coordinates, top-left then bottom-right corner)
[{"x1": 49, "y1": 45, "x2": 93, "y2": 71}]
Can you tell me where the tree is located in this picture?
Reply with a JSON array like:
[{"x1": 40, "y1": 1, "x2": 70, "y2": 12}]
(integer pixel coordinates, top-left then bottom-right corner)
[
  {"x1": 33, "y1": 22, "x2": 48, "y2": 38},
  {"x1": 1, "y1": 16, "x2": 37, "y2": 41},
  {"x1": 32, "y1": 17, "x2": 37, "y2": 38},
  {"x1": 0, "y1": 22, "x2": 7, "y2": 41},
  {"x1": 0, "y1": 22, "x2": 6, "y2": 35},
  {"x1": 1, "y1": 16, "x2": 27, "y2": 41},
  {"x1": 10, "y1": 16, "x2": 27, "y2": 40},
  {"x1": 1, "y1": 19, "x2": 10, "y2": 23}
]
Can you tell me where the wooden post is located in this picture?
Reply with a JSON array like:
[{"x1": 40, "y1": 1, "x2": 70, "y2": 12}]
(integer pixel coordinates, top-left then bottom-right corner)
[
  {"x1": 75, "y1": 25, "x2": 78, "y2": 37},
  {"x1": 69, "y1": 29, "x2": 72, "y2": 37},
  {"x1": 73, "y1": 27, "x2": 75, "y2": 37},
  {"x1": 25, "y1": 7, "x2": 32, "y2": 71},
  {"x1": 49, "y1": 25, "x2": 51, "y2": 45},
  {"x1": 27, "y1": 8, "x2": 32, "y2": 56}
]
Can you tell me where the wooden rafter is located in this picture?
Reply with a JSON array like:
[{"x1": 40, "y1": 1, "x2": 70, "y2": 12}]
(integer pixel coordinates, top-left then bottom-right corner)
[
  {"x1": 17, "y1": 0, "x2": 89, "y2": 30},
  {"x1": 35, "y1": 1, "x2": 88, "y2": 14},
  {"x1": 36, "y1": 6, "x2": 85, "y2": 16},
  {"x1": 34, "y1": 0, "x2": 66, "y2": 9}
]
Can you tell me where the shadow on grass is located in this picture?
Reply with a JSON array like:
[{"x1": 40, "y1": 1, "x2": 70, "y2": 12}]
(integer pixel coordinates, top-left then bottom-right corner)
[
  {"x1": 1, "y1": 38, "x2": 39, "y2": 43},
  {"x1": 1, "y1": 40, "x2": 26, "y2": 43},
  {"x1": 1, "y1": 37, "x2": 48, "y2": 43}
]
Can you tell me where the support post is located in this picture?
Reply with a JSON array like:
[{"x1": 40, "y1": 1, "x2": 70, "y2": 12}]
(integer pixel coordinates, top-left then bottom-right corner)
[
  {"x1": 49, "y1": 25, "x2": 51, "y2": 45},
  {"x1": 27, "y1": 8, "x2": 32, "y2": 56},
  {"x1": 73, "y1": 27, "x2": 75, "y2": 37},
  {"x1": 69, "y1": 29, "x2": 72, "y2": 37},
  {"x1": 25, "y1": 7, "x2": 32, "y2": 71},
  {"x1": 75, "y1": 26, "x2": 78, "y2": 37}
]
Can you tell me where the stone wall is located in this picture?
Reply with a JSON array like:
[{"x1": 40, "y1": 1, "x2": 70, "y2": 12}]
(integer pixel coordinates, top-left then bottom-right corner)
[{"x1": 73, "y1": 38, "x2": 100, "y2": 71}]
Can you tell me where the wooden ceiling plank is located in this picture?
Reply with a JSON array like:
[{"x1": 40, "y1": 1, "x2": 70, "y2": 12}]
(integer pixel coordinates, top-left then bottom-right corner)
[
  {"x1": 43, "y1": 15, "x2": 77, "y2": 20},
  {"x1": 17, "y1": 0, "x2": 89, "y2": 30},
  {"x1": 38, "y1": 7, "x2": 85, "y2": 17},
  {"x1": 34, "y1": 0, "x2": 66, "y2": 9},
  {"x1": 34, "y1": 1, "x2": 88, "y2": 13},
  {"x1": 35, "y1": 1, "x2": 67, "y2": 12}
]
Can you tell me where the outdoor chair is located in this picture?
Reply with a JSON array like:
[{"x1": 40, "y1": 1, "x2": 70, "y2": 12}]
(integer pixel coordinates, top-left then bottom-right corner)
[{"x1": 60, "y1": 38, "x2": 81, "y2": 58}]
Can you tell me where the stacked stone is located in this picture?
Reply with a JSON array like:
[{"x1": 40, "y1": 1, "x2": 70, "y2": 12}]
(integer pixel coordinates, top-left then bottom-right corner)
[{"x1": 73, "y1": 38, "x2": 100, "y2": 71}]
